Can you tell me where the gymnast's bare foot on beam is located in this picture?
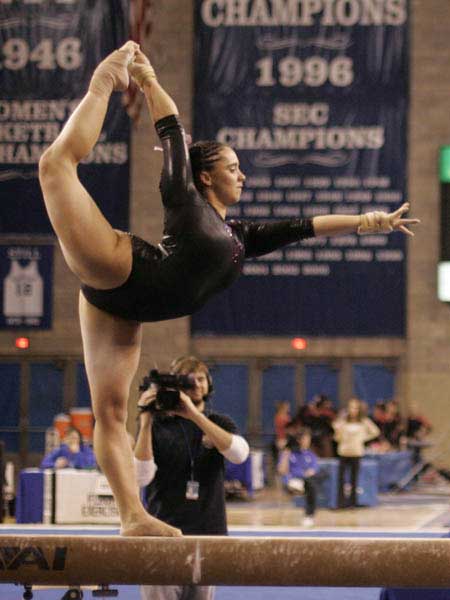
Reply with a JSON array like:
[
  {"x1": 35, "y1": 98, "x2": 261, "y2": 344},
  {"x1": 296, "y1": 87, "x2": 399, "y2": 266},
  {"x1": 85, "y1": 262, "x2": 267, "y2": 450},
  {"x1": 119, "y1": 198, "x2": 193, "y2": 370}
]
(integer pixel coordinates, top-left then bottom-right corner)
[{"x1": 121, "y1": 514, "x2": 182, "y2": 537}]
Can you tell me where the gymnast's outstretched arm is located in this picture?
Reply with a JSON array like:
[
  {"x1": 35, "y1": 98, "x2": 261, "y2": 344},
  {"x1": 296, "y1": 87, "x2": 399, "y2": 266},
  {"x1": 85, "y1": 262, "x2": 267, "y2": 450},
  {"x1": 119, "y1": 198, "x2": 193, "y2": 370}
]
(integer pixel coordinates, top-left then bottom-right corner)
[{"x1": 238, "y1": 202, "x2": 420, "y2": 258}]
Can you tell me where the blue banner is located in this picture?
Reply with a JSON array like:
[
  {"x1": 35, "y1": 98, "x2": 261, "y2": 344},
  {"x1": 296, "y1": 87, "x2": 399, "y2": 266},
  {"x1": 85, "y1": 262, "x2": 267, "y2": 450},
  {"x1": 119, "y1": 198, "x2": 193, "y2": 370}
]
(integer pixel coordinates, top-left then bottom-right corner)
[
  {"x1": 0, "y1": 0, "x2": 130, "y2": 234},
  {"x1": 192, "y1": 0, "x2": 409, "y2": 336},
  {"x1": 0, "y1": 244, "x2": 53, "y2": 329}
]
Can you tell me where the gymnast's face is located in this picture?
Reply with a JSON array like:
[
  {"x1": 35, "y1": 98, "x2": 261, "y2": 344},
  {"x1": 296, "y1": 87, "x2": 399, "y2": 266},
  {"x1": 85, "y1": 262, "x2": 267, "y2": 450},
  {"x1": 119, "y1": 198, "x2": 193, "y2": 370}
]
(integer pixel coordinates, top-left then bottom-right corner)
[{"x1": 206, "y1": 147, "x2": 246, "y2": 206}]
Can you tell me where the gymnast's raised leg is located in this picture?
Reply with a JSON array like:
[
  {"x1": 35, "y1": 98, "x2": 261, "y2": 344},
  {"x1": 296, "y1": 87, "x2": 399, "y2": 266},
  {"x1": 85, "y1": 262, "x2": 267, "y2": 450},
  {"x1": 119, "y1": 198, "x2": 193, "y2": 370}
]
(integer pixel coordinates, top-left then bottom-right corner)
[{"x1": 39, "y1": 41, "x2": 180, "y2": 537}]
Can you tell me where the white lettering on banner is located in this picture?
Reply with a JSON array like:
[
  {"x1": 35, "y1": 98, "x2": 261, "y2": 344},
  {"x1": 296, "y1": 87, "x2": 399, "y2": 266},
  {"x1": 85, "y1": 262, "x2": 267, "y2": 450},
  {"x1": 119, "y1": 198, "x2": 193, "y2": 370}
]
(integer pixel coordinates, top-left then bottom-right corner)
[
  {"x1": 302, "y1": 264, "x2": 330, "y2": 275},
  {"x1": 217, "y1": 126, "x2": 385, "y2": 150},
  {"x1": 273, "y1": 205, "x2": 301, "y2": 216},
  {"x1": 274, "y1": 176, "x2": 301, "y2": 187},
  {"x1": 245, "y1": 175, "x2": 272, "y2": 187},
  {"x1": 331, "y1": 204, "x2": 359, "y2": 214},
  {"x1": 362, "y1": 176, "x2": 390, "y2": 188},
  {"x1": 0, "y1": 100, "x2": 79, "y2": 121},
  {"x1": 360, "y1": 235, "x2": 388, "y2": 247},
  {"x1": 0, "y1": 1, "x2": 78, "y2": 4},
  {"x1": 315, "y1": 191, "x2": 344, "y2": 201},
  {"x1": 344, "y1": 190, "x2": 372, "y2": 202},
  {"x1": 285, "y1": 248, "x2": 313, "y2": 260},
  {"x1": 201, "y1": 0, "x2": 407, "y2": 27},
  {"x1": 256, "y1": 55, "x2": 354, "y2": 88},
  {"x1": 240, "y1": 191, "x2": 254, "y2": 201},
  {"x1": 273, "y1": 103, "x2": 329, "y2": 126},
  {"x1": 303, "y1": 205, "x2": 329, "y2": 216},
  {"x1": 7, "y1": 247, "x2": 41, "y2": 260},
  {"x1": 256, "y1": 56, "x2": 354, "y2": 87},
  {"x1": 345, "y1": 249, "x2": 373, "y2": 261},
  {"x1": 330, "y1": 235, "x2": 358, "y2": 247},
  {"x1": 303, "y1": 176, "x2": 331, "y2": 187},
  {"x1": 244, "y1": 205, "x2": 271, "y2": 216},
  {"x1": 334, "y1": 177, "x2": 361, "y2": 188},
  {"x1": 0, "y1": 100, "x2": 131, "y2": 167},
  {"x1": 374, "y1": 190, "x2": 402, "y2": 202},
  {"x1": 256, "y1": 190, "x2": 283, "y2": 201},
  {"x1": 376, "y1": 249, "x2": 403, "y2": 261},
  {"x1": 243, "y1": 263, "x2": 270, "y2": 275},
  {"x1": 0, "y1": 123, "x2": 60, "y2": 142},
  {"x1": 0, "y1": 38, "x2": 82, "y2": 71},
  {"x1": 272, "y1": 263, "x2": 301, "y2": 275},
  {"x1": 285, "y1": 191, "x2": 312, "y2": 202},
  {"x1": 315, "y1": 249, "x2": 343, "y2": 261}
]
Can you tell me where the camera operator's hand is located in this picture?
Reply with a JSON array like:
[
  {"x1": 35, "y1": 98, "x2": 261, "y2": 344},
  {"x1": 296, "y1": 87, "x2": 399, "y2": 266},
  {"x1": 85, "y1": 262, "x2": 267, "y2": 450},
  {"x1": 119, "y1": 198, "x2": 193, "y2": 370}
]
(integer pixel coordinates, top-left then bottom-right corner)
[
  {"x1": 170, "y1": 390, "x2": 201, "y2": 420},
  {"x1": 137, "y1": 388, "x2": 157, "y2": 426}
]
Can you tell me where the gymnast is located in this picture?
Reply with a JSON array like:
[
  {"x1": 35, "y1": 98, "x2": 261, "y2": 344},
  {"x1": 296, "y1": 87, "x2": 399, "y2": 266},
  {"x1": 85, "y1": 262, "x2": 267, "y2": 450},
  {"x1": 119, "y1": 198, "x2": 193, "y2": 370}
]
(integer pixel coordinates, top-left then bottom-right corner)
[{"x1": 38, "y1": 41, "x2": 419, "y2": 537}]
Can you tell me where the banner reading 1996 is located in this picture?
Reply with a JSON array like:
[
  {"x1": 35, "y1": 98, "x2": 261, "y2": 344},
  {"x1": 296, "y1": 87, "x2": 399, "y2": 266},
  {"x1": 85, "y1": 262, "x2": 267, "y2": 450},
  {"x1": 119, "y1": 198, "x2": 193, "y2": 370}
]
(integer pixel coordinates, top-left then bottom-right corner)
[
  {"x1": 192, "y1": 0, "x2": 409, "y2": 337},
  {"x1": 0, "y1": 0, "x2": 129, "y2": 235}
]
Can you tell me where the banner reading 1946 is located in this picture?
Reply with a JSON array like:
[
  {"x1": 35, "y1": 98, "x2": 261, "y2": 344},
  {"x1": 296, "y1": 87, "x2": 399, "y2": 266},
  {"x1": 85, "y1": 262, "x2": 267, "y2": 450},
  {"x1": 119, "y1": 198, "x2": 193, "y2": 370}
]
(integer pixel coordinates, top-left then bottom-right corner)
[
  {"x1": 192, "y1": 0, "x2": 409, "y2": 337},
  {"x1": 0, "y1": 0, "x2": 130, "y2": 235}
]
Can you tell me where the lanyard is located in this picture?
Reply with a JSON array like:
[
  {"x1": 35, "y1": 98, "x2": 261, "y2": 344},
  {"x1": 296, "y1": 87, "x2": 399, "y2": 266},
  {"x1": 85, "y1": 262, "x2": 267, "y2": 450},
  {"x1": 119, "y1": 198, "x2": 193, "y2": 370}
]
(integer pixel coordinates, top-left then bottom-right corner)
[{"x1": 178, "y1": 420, "x2": 199, "y2": 481}]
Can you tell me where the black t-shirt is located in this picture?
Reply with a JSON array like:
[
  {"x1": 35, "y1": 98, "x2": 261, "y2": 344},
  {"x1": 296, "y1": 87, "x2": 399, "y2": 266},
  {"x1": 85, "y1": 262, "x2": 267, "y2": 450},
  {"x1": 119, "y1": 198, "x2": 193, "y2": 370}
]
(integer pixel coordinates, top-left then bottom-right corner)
[{"x1": 144, "y1": 412, "x2": 238, "y2": 535}]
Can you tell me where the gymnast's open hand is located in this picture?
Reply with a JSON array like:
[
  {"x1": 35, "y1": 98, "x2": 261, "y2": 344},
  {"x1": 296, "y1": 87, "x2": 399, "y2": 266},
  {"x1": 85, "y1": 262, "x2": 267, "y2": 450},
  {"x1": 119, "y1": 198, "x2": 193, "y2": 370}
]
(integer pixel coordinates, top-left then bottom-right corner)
[
  {"x1": 358, "y1": 202, "x2": 420, "y2": 236},
  {"x1": 388, "y1": 202, "x2": 421, "y2": 236}
]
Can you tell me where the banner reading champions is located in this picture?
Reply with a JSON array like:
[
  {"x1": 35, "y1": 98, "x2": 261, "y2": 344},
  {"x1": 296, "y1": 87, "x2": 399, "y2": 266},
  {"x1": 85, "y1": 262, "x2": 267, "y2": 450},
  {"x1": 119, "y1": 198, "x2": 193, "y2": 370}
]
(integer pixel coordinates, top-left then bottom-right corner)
[
  {"x1": 0, "y1": 0, "x2": 130, "y2": 234},
  {"x1": 192, "y1": 0, "x2": 409, "y2": 336}
]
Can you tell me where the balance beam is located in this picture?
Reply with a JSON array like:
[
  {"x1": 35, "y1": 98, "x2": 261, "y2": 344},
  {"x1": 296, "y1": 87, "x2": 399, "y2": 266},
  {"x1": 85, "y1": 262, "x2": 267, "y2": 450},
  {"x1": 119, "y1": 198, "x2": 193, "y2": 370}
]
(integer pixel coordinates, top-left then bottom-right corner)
[{"x1": 0, "y1": 535, "x2": 449, "y2": 588}]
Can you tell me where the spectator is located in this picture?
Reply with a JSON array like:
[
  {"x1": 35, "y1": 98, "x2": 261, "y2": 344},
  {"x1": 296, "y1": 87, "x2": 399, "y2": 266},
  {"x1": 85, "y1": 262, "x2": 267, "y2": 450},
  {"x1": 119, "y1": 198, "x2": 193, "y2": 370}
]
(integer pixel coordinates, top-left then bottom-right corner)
[
  {"x1": 406, "y1": 400, "x2": 433, "y2": 465},
  {"x1": 272, "y1": 401, "x2": 292, "y2": 465},
  {"x1": 311, "y1": 395, "x2": 336, "y2": 457},
  {"x1": 40, "y1": 427, "x2": 96, "y2": 470},
  {"x1": 277, "y1": 427, "x2": 319, "y2": 527},
  {"x1": 380, "y1": 400, "x2": 405, "y2": 448},
  {"x1": 134, "y1": 356, "x2": 249, "y2": 600},
  {"x1": 333, "y1": 398, "x2": 380, "y2": 508}
]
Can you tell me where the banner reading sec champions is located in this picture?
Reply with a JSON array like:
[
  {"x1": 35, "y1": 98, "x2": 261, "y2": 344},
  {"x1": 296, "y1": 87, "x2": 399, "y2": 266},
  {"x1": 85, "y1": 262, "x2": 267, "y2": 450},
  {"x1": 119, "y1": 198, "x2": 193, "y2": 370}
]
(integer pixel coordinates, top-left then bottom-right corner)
[
  {"x1": 192, "y1": 0, "x2": 409, "y2": 336},
  {"x1": 0, "y1": 0, "x2": 130, "y2": 234}
]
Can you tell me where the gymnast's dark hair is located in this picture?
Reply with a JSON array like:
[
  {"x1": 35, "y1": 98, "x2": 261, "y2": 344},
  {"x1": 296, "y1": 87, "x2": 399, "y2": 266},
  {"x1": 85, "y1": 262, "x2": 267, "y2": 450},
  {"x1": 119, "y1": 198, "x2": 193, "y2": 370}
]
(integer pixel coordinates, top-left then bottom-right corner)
[{"x1": 189, "y1": 140, "x2": 228, "y2": 194}]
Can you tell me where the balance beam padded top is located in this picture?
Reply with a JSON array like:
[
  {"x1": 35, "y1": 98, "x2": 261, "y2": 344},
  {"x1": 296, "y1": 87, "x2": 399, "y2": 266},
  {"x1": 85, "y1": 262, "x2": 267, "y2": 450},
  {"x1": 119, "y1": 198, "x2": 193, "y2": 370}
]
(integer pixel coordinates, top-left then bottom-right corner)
[{"x1": 0, "y1": 535, "x2": 449, "y2": 587}]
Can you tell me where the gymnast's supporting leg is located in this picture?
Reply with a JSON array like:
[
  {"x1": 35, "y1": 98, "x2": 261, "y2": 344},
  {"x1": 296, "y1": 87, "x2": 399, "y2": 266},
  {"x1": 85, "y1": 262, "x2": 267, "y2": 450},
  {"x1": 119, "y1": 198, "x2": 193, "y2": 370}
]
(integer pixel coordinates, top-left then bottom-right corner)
[{"x1": 79, "y1": 295, "x2": 180, "y2": 536}]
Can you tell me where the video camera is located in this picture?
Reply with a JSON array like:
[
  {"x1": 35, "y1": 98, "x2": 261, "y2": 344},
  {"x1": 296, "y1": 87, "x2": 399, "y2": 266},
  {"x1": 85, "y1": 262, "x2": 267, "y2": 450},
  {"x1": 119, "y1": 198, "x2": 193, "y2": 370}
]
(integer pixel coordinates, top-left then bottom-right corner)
[{"x1": 139, "y1": 369, "x2": 196, "y2": 414}]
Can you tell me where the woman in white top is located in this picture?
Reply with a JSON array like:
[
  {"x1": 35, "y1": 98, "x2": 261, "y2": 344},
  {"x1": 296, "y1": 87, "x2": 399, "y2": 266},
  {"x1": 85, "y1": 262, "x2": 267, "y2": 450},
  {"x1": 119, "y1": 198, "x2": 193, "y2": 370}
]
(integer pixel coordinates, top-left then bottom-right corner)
[{"x1": 333, "y1": 398, "x2": 380, "y2": 508}]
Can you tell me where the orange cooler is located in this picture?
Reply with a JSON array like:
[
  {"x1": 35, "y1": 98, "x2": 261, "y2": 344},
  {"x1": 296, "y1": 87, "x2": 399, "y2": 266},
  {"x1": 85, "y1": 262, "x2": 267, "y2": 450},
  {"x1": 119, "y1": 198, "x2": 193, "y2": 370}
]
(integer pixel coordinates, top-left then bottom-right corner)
[{"x1": 70, "y1": 407, "x2": 94, "y2": 443}]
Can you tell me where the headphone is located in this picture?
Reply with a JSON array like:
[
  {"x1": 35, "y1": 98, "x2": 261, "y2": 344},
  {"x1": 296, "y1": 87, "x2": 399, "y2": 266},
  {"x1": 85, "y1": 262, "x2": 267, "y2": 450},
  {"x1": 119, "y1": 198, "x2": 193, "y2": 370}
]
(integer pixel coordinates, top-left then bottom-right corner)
[{"x1": 169, "y1": 355, "x2": 214, "y2": 399}]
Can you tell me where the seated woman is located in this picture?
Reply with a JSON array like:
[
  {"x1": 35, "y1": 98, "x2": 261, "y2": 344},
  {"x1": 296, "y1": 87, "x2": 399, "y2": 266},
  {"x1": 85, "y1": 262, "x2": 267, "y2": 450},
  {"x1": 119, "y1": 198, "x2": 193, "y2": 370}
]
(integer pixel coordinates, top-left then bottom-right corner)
[
  {"x1": 277, "y1": 428, "x2": 318, "y2": 527},
  {"x1": 41, "y1": 427, "x2": 96, "y2": 470}
]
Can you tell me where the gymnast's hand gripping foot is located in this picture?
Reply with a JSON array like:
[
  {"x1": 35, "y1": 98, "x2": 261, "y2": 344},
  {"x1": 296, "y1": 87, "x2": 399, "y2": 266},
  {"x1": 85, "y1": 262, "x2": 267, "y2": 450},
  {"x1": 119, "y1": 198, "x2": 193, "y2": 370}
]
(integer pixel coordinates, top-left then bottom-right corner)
[{"x1": 38, "y1": 40, "x2": 419, "y2": 537}]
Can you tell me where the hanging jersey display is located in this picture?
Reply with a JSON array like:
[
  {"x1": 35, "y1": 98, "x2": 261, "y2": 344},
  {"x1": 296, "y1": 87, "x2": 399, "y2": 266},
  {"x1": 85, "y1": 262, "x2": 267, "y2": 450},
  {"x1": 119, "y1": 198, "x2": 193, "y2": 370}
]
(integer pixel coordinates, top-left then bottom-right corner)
[
  {"x1": 0, "y1": 244, "x2": 53, "y2": 329},
  {"x1": 3, "y1": 259, "x2": 44, "y2": 317}
]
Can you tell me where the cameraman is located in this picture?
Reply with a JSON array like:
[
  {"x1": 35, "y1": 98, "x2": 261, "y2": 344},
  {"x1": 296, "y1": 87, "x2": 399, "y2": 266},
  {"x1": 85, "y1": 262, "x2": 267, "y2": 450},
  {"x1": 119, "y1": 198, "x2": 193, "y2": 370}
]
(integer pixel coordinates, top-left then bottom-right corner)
[{"x1": 134, "y1": 356, "x2": 249, "y2": 600}]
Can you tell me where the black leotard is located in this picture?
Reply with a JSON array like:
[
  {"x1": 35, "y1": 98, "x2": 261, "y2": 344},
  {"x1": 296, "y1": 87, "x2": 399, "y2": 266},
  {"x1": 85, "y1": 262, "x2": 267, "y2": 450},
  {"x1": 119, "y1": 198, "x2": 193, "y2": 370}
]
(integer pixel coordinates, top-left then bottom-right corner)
[{"x1": 81, "y1": 115, "x2": 315, "y2": 322}]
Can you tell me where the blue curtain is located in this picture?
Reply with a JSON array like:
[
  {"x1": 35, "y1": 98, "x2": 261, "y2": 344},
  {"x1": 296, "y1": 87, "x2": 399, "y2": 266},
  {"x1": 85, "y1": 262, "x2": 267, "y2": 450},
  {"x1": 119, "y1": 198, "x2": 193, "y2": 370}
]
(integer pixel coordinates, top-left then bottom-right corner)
[
  {"x1": 29, "y1": 363, "x2": 64, "y2": 452},
  {"x1": 208, "y1": 364, "x2": 249, "y2": 435},
  {"x1": 353, "y1": 364, "x2": 396, "y2": 409},
  {"x1": 305, "y1": 364, "x2": 339, "y2": 407},
  {"x1": 0, "y1": 363, "x2": 21, "y2": 452}
]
